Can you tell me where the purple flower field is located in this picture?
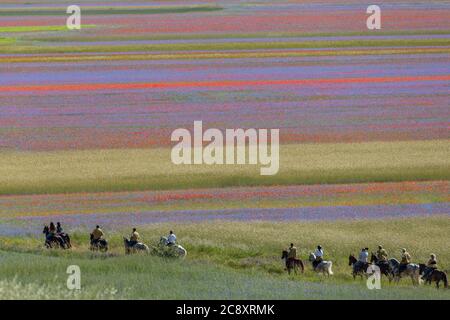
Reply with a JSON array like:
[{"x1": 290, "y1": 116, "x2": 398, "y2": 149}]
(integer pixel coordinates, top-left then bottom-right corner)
[{"x1": 1, "y1": 203, "x2": 448, "y2": 238}]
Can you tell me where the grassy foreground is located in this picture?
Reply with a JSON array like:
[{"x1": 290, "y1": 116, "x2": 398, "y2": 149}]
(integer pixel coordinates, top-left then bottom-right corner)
[
  {"x1": 0, "y1": 140, "x2": 448, "y2": 195},
  {"x1": 0, "y1": 217, "x2": 449, "y2": 299}
]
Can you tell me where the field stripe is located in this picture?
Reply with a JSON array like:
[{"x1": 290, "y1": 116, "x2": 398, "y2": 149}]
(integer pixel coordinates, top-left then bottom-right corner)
[
  {"x1": 2, "y1": 47, "x2": 450, "y2": 63},
  {"x1": 1, "y1": 75, "x2": 449, "y2": 93}
]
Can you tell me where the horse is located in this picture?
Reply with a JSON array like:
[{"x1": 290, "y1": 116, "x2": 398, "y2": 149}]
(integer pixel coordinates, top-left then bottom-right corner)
[
  {"x1": 308, "y1": 253, "x2": 333, "y2": 276},
  {"x1": 43, "y1": 225, "x2": 66, "y2": 249},
  {"x1": 123, "y1": 237, "x2": 150, "y2": 254},
  {"x1": 419, "y1": 264, "x2": 448, "y2": 289},
  {"x1": 90, "y1": 234, "x2": 108, "y2": 252},
  {"x1": 348, "y1": 254, "x2": 369, "y2": 279},
  {"x1": 58, "y1": 232, "x2": 72, "y2": 249},
  {"x1": 389, "y1": 258, "x2": 421, "y2": 286},
  {"x1": 370, "y1": 253, "x2": 394, "y2": 282},
  {"x1": 281, "y1": 250, "x2": 304, "y2": 275},
  {"x1": 159, "y1": 236, "x2": 187, "y2": 258}
]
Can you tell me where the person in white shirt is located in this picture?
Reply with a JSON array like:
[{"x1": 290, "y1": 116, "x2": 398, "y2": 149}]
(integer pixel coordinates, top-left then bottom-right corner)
[
  {"x1": 314, "y1": 245, "x2": 324, "y2": 262},
  {"x1": 167, "y1": 230, "x2": 177, "y2": 246},
  {"x1": 359, "y1": 248, "x2": 369, "y2": 263}
]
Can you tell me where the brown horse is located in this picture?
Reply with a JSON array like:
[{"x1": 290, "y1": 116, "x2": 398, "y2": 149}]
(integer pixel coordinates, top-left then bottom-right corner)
[
  {"x1": 281, "y1": 250, "x2": 304, "y2": 275},
  {"x1": 419, "y1": 264, "x2": 448, "y2": 289}
]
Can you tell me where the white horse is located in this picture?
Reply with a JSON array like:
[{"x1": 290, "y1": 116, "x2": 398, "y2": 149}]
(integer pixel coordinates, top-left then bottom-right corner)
[
  {"x1": 309, "y1": 253, "x2": 333, "y2": 276},
  {"x1": 389, "y1": 258, "x2": 421, "y2": 286},
  {"x1": 123, "y1": 237, "x2": 150, "y2": 254},
  {"x1": 159, "y1": 236, "x2": 187, "y2": 258}
]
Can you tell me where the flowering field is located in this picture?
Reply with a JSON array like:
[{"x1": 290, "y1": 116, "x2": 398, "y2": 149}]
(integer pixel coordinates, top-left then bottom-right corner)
[
  {"x1": 0, "y1": 0, "x2": 449, "y2": 299},
  {"x1": 1, "y1": 1, "x2": 449, "y2": 150}
]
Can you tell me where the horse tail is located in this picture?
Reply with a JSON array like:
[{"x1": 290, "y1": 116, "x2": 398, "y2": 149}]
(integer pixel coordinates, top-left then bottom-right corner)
[
  {"x1": 442, "y1": 272, "x2": 448, "y2": 288},
  {"x1": 328, "y1": 262, "x2": 334, "y2": 275},
  {"x1": 66, "y1": 234, "x2": 71, "y2": 248},
  {"x1": 299, "y1": 260, "x2": 304, "y2": 273}
]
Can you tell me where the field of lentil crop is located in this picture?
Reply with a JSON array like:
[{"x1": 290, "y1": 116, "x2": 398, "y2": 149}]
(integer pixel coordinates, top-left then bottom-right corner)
[{"x1": 0, "y1": 0, "x2": 449, "y2": 299}]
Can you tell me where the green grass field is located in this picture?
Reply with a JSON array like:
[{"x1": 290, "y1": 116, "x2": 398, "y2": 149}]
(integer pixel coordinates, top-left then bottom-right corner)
[
  {"x1": 0, "y1": 217, "x2": 449, "y2": 299},
  {"x1": 0, "y1": 140, "x2": 448, "y2": 195},
  {"x1": 2, "y1": 38, "x2": 450, "y2": 54},
  {"x1": 0, "y1": 5, "x2": 223, "y2": 16}
]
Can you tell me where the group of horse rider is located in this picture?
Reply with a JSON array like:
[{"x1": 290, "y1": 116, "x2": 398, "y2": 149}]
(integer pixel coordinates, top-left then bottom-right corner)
[
  {"x1": 286, "y1": 242, "x2": 439, "y2": 281},
  {"x1": 287, "y1": 243, "x2": 324, "y2": 270},
  {"x1": 44, "y1": 222, "x2": 68, "y2": 245},
  {"x1": 90, "y1": 225, "x2": 177, "y2": 248},
  {"x1": 353, "y1": 245, "x2": 438, "y2": 281}
]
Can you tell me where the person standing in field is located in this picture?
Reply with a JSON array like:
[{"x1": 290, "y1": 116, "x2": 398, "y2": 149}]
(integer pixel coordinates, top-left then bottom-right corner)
[{"x1": 130, "y1": 228, "x2": 140, "y2": 247}]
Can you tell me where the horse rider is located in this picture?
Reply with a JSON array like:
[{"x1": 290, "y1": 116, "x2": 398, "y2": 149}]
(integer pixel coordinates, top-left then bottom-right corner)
[
  {"x1": 314, "y1": 245, "x2": 324, "y2": 264},
  {"x1": 376, "y1": 245, "x2": 388, "y2": 263},
  {"x1": 398, "y1": 248, "x2": 411, "y2": 275},
  {"x1": 421, "y1": 253, "x2": 438, "y2": 281},
  {"x1": 47, "y1": 222, "x2": 58, "y2": 241},
  {"x1": 166, "y1": 230, "x2": 177, "y2": 246},
  {"x1": 47, "y1": 221, "x2": 65, "y2": 246},
  {"x1": 358, "y1": 247, "x2": 369, "y2": 265},
  {"x1": 56, "y1": 222, "x2": 64, "y2": 234},
  {"x1": 49, "y1": 222, "x2": 57, "y2": 236},
  {"x1": 129, "y1": 228, "x2": 140, "y2": 247},
  {"x1": 91, "y1": 225, "x2": 104, "y2": 245},
  {"x1": 288, "y1": 243, "x2": 297, "y2": 263}
]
